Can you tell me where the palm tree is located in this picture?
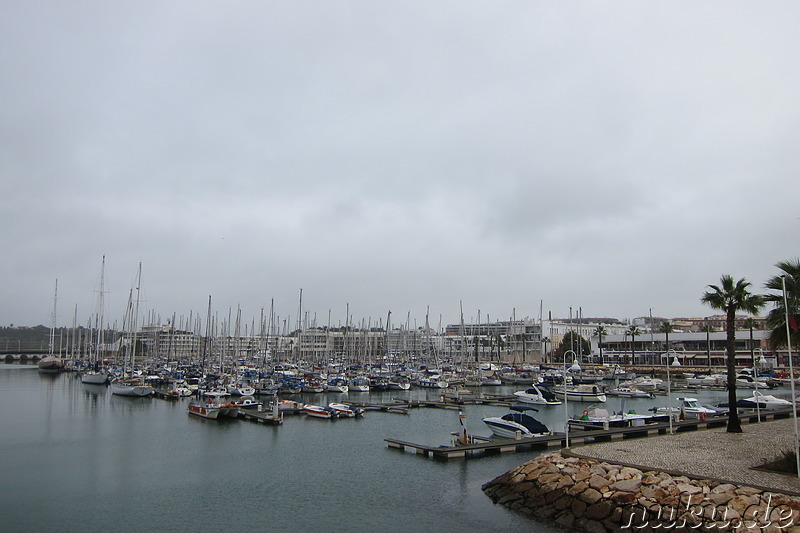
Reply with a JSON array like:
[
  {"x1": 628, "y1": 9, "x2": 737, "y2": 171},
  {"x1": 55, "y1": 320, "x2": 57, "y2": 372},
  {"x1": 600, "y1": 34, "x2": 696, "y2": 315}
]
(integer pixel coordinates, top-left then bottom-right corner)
[
  {"x1": 660, "y1": 320, "x2": 673, "y2": 353},
  {"x1": 541, "y1": 336, "x2": 550, "y2": 363},
  {"x1": 627, "y1": 325, "x2": 640, "y2": 365},
  {"x1": 701, "y1": 275, "x2": 765, "y2": 433},
  {"x1": 594, "y1": 325, "x2": 607, "y2": 364},
  {"x1": 763, "y1": 259, "x2": 800, "y2": 351}
]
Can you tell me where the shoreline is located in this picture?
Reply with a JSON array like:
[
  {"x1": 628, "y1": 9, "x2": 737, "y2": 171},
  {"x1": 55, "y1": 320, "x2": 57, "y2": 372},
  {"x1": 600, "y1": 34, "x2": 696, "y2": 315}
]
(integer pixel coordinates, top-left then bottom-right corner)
[{"x1": 483, "y1": 417, "x2": 800, "y2": 532}]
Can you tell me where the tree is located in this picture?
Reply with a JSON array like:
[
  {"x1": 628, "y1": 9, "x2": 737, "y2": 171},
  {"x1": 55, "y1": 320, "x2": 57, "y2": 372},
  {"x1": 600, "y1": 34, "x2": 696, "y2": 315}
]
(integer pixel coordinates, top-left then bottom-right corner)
[
  {"x1": 627, "y1": 325, "x2": 640, "y2": 365},
  {"x1": 557, "y1": 331, "x2": 590, "y2": 361},
  {"x1": 659, "y1": 321, "x2": 673, "y2": 364},
  {"x1": 594, "y1": 325, "x2": 607, "y2": 363},
  {"x1": 541, "y1": 336, "x2": 550, "y2": 363},
  {"x1": 763, "y1": 259, "x2": 800, "y2": 351},
  {"x1": 701, "y1": 275, "x2": 765, "y2": 433}
]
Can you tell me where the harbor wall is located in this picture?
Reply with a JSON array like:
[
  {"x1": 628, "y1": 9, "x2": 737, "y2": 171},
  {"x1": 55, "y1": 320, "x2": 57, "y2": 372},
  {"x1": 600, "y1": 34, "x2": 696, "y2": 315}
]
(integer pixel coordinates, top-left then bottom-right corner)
[{"x1": 482, "y1": 451, "x2": 800, "y2": 532}]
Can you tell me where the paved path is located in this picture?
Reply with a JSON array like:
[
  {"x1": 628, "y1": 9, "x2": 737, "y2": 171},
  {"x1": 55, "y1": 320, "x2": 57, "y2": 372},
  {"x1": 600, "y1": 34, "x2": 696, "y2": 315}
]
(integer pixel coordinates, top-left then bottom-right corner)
[{"x1": 569, "y1": 417, "x2": 800, "y2": 495}]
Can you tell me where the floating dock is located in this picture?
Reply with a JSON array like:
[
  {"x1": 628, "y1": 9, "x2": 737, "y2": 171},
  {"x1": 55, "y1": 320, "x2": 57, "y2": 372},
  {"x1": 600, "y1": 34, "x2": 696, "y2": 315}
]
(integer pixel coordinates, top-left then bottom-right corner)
[{"x1": 385, "y1": 407, "x2": 796, "y2": 460}]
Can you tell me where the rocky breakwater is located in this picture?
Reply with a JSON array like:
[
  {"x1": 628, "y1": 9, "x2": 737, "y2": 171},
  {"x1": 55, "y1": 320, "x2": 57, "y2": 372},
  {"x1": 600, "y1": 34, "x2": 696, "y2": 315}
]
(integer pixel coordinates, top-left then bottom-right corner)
[{"x1": 482, "y1": 452, "x2": 800, "y2": 532}]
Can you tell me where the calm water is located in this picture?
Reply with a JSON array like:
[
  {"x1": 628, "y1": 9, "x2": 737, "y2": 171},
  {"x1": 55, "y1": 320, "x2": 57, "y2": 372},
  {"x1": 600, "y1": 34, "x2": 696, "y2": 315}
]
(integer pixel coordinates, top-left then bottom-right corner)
[
  {"x1": 1, "y1": 364, "x2": 740, "y2": 532},
  {"x1": 1, "y1": 364, "x2": 567, "y2": 533}
]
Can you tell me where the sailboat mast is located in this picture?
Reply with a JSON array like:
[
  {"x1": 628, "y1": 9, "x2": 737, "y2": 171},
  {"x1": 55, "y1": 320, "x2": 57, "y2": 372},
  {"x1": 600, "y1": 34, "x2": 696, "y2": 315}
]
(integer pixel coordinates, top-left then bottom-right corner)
[{"x1": 48, "y1": 279, "x2": 58, "y2": 357}]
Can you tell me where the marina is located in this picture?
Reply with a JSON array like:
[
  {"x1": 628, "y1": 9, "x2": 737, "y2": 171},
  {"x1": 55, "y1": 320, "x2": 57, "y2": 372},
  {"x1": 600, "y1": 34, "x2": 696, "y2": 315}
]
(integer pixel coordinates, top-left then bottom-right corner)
[{"x1": 5, "y1": 359, "x2": 800, "y2": 532}]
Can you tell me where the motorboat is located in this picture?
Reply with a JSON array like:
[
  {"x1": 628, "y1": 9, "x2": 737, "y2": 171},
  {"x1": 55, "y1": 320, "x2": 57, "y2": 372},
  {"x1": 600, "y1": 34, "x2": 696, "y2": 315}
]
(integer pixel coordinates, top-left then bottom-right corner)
[
  {"x1": 387, "y1": 377, "x2": 411, "y2": 390},
  {"x1": 348, "y1": 376, "x2": 371, "y2": 392},
  {"x1": 606, "y1": 386, "x2": 653, "y2": 399},
  {"x1": 304, "y1": 404, "x2": 337, "y2": 419},
  {"x1": 274, "y1": 399, "x2": 304, "y2": 412},
  {"x1": 685, "y1": 373, "x2": 726, "y2": 387},
  {"x1": 569, "y1": 406, "x2": 670, "y2": 431},
  {"x1": 415, "y1": 373, "x2": 449, "y2": 389},
  {"x1": 482, "y1": 406, "x2": 550, "y2": 439},
  {"x1": 512, "y1": 384, "x2": 561, "y2": 405},
  {"x1": 620, "y1": 377, "x2": 663, "y2": 392},
  {"x1": 302, "y1": 377, "x2": 325, "y2": 393},
  {"x1": 651, "y1": 397, "x2": 722, "y2": 419},
  {"x1": 324, "y1": 377, "x2": 349, "y2": 393},
  {"x1": 328, "y1": 403, "x2": 365, "y2": 418},
  {"x1": 187, "y1": 397, "x2": 222, "y2": 419},
  {"x1": 227, "y1": 381, "x2": 256, "y2": 396},
  {"x1": 721, "y1": 391, "x2": 792, "y2": 410},
  {"x1": 551, "y1": 384, "x2": 607, "y2": 403},
  {"x1": 233, "y1": 396, "x2": 263, "y2": 410}
]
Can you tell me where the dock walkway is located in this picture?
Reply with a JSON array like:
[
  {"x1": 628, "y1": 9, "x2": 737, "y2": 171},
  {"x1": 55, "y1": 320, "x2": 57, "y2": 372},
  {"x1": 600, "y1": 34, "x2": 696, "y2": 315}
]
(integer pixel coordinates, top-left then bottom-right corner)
[{"x1": 386, "y1": 408, "x2": 796, "y2": 461}]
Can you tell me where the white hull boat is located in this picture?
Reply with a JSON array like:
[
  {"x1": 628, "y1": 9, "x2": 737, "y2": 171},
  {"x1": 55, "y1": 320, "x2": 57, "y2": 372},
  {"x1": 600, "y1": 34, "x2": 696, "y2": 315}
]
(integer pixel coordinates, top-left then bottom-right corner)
[
  {"x1": 188, "y1": 398, "x2": 222, "y2": 419},
  {"x1": 513, "y1": 384, "x2": 561, "y2": 405},
  {"x1": 80, "y1": 371, "x2": 108, "y2": 385},
  {"x1": 110, "y1": 379, "x2": 154, "y2": 397},
  {"x1": 304, "y1": 404, "x2": 336, "y2": 419},
  {"x1": 482, "y1": 406, "x2": 550, "y2": 439},
  {"x1": 551, "y1": 384, "x2": 606, "y2": 403}
]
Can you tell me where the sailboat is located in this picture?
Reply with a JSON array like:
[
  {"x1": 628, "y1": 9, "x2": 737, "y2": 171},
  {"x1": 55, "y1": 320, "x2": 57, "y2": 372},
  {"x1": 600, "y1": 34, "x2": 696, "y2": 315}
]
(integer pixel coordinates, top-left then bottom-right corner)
[
  {"x1": 110, "y1": 263, "x2": 154, "y2": 397},
  {"x1": 38, "y1": 280, "x2": 63, "y2": 372},
  {"x1": 82, "y1": 257, "x2": 109, "y2": 385}
]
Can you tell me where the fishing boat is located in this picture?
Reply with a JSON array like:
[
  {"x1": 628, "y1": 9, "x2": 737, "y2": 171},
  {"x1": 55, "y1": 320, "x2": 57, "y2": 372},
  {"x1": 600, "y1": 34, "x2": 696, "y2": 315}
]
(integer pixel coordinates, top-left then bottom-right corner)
[
  {"x1": 304, "y1": 404, "x2": 337, "y2": 419},
  {"x1": 328, "y1": 403, "x2": 364, "y2": 418},
  {"x1": 512, "y1": 384, "x2": 561, "y2": 405},
  {"x1": 482, "y1": 406, "x2": 550, "y2": 439},
  {"x1": 187, "y1": 397, "x2": 222, "y2": 419}
]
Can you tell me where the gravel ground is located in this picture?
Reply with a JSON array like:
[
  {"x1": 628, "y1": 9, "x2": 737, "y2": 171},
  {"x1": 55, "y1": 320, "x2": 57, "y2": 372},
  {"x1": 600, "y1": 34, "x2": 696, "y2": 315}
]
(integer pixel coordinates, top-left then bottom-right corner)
[{"x1": 569, "y1": 417, "x2": 800, "y2": 494}]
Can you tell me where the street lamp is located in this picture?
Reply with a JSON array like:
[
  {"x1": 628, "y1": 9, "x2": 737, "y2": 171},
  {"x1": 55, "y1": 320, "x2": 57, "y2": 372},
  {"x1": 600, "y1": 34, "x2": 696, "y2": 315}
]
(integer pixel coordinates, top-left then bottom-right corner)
[
  {"x1": 563, "y1": 349, "x2": 577, "y2": 448},
  {"x1": 665, "y1": 349, "x2": 678, "y2": 434},
  {"x1": 781, "y1": 275, "x2": 799, "y2": 478}
]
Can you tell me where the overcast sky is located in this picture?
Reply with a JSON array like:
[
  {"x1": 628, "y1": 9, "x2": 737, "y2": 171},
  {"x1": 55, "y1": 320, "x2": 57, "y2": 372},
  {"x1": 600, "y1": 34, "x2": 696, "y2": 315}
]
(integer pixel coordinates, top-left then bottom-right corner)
[{"x1": 2, "y1": 1, "x2": 798, "y2": 331}]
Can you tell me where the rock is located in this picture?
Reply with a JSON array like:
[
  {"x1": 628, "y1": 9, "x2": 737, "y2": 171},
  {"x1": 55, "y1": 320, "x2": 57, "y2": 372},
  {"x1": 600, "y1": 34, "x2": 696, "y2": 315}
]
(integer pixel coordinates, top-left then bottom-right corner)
[
  {"x1": 589, "y1": 474, "x2": 612, "y2": 490},
  {"x1": 580, "y1": 488, "x2": 604, "y2": 504},
  {"x1": 611, "y1": 491, "x2": 638, "y2": 504},
  {"x1": 571, "y1": 498, "x2": 587, "y2": 517},
  {"x1": 567, "y1": 480, "x2": 589, "y2": 496},
  {"x1": 585, "y1": 499, "x2": 614, "y2": 520},
  {"x1": 496, "y1": 492, "x2": 522, "y2": 506},
  {"x1": 703, "y1": 491, "x2": 733, "y2": 506},
  {"x1": 676, "y1": 483, "x2": 703, "y2": 495},
  {"x1": 735, "y1": 486, "x2": 763, "y2": 496},
  {"x1": 711, "y1": 483, "x2": 737, "y2": 494},
  {"x1": 610, "y1": 478, "x2": 642, "y2": 493},
  {"x1": 620, "y1": 466, "x2": 643, "y2": 478},
  {"x1": 554, "y1": 510, "x2": 575, "y2": 528}
]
